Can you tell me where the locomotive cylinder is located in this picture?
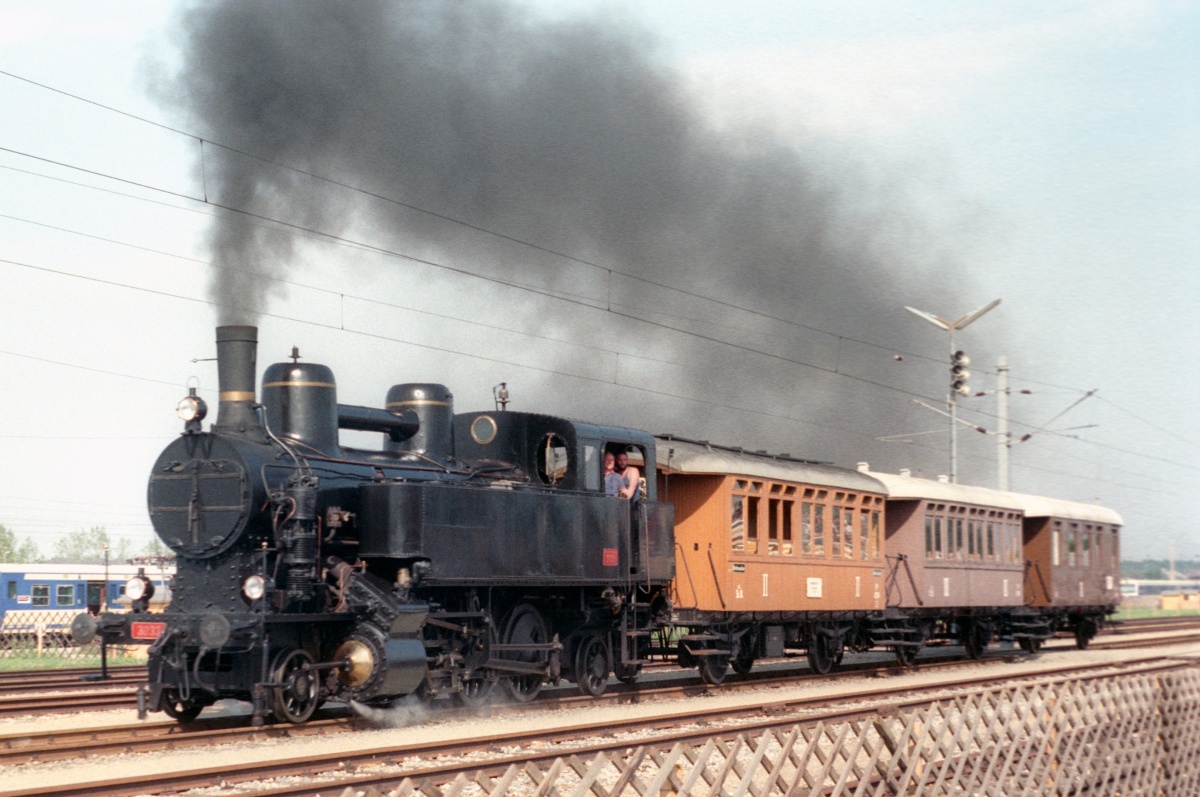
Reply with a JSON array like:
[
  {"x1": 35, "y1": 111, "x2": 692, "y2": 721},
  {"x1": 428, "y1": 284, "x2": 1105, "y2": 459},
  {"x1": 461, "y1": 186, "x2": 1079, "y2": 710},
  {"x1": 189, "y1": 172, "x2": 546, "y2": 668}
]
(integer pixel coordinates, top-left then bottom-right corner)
[
  {"x1": 213, "y1": 325, "x2": 261, "y2": 434},
  {"x1": 385, "y1": 383, "x2": 454, "y2": 461}
]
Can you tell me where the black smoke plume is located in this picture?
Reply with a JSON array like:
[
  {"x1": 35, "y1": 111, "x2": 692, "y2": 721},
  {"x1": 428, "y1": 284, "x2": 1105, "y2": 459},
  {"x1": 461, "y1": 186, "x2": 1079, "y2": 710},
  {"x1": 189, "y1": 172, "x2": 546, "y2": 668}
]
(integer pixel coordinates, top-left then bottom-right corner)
[{"x1": 157, "y1": 0, "x2": 989, "y2": 473}]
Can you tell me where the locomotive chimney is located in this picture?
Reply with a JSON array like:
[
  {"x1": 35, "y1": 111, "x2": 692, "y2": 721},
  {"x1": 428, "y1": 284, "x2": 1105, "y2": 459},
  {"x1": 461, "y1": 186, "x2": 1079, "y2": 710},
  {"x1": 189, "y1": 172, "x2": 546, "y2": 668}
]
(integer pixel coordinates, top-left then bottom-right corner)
[{"x1": 213, "y1": 325, "x2": 262, "y2": 433}]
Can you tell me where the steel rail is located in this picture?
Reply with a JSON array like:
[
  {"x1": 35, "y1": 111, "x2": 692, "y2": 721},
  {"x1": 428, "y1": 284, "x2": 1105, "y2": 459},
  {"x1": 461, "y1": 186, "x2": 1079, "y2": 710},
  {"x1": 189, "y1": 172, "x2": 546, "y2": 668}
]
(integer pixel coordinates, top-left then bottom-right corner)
[{"x1": 3, "y1": 626, "x2": 1199, "y2": 757}]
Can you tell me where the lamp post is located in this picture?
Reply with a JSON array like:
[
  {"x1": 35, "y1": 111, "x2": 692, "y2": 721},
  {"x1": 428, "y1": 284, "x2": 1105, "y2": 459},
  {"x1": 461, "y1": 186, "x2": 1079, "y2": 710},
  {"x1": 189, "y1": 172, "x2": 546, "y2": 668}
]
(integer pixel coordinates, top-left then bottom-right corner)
[{"x1": 904, "y1": 299, "x2": 1001, "y2": 483}]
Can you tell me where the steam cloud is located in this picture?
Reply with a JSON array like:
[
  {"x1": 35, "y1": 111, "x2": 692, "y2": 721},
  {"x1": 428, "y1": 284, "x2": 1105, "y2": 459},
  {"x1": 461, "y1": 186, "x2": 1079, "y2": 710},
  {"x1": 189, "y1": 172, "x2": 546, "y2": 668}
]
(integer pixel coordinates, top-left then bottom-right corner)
[{"x1": 158, "y1": 0, "x2": 986, "y2": 471}]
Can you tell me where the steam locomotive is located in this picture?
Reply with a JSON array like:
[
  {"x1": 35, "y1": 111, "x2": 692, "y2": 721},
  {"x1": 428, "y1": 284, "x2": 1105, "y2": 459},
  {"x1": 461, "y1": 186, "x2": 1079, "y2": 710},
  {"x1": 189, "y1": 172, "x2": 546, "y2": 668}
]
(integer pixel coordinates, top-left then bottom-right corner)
[
  {"x1": 73, "y1": 326, "x2": 1121, "y2": 724},
  {"x1": 73, "y1": 326, "x2": 674, "y2": 723}
]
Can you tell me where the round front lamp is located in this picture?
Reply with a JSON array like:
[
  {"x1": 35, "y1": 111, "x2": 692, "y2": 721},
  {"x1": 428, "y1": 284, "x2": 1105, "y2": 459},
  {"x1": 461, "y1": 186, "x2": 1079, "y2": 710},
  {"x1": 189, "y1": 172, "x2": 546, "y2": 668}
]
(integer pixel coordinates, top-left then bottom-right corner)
[
  {"x1": 176, "y1": 393, "x2": 208, "y2": 423},
  {"x1": 125, "y1": 575, "x2": 154, "y2": 602},
  {"x1": 242, "y1": 574, "x2": 267, "y2": 601}
]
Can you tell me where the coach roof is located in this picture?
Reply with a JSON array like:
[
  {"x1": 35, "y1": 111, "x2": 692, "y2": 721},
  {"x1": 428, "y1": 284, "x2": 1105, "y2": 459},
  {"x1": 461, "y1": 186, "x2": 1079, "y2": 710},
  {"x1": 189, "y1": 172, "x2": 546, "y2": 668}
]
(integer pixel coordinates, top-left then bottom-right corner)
[
  {"x1": 656, "y1": 436, "x2": 886, "y2": 494},
  {"x1": 1007, "y1": 493, "x2": 1124, "y2": 525},
  {"x1": 862, "y1": 469, "x2": 1026, "y2": 511}
]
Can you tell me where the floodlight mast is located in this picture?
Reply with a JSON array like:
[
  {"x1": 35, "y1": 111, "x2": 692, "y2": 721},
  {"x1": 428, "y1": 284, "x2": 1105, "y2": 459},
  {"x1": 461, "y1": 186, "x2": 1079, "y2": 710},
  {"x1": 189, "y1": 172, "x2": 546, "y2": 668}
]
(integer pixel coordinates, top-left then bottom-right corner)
[{"x1": 904, "y1": 299, "x2": 1000, "y2": 483}]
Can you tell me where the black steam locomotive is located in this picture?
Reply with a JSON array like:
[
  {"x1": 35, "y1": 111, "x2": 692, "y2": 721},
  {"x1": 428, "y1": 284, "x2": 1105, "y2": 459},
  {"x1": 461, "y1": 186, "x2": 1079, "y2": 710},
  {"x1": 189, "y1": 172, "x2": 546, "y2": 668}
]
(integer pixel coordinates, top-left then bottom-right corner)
[{"x1": 73, "y1": 326, "x2": 674, "y2": 724}]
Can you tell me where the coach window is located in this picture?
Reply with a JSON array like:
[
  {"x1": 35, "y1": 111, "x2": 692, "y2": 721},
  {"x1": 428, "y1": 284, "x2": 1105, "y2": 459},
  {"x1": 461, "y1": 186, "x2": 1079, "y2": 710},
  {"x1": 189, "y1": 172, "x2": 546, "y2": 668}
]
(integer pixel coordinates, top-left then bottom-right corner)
[
  {"x1": 1052, "y1": 523, "x2": 1061, "y2": 566},
  {"x1": 5, "y1": 581, "x2": 14, "y2": 600},
  {"x1": 746, "y1": 490, "x2": 760, "y2": 553},
  {"x1": 844, "y1": 501, "x2": 854, "y2": 556},
  {"x1": 873, "y1": 509, "x2": 882, "y2": 558},
  {"x1": 731, "y1": 492, "x2": 745, "y2": 552},
  {"x1": 1082, "y1": 527, "x2": 1091, "y2": 567},
  {"x1": 32, "y1": 584, "x2": 49, "y2": 607},
  {"x1": 781, "y1": 491, "x2": 795, "y2": 555},
  {"x1": 926, "y1": 514, "x2": 943, "y2": 560},
  {"x1": 806, "y1": 504, "x2": 816, "y2": 554},
  {"x1": 1068, "y1": 524, "x2": 1078, "y2": 566},
  {"x1": 812, "y1": 504, "x2": 826, "y2": 557},
  {"x1": 831, "y1": 506, "x2": 843, "y2": 559},
  {"x1": 56, "y1": 584, "x2": 75, "y2": 606}
]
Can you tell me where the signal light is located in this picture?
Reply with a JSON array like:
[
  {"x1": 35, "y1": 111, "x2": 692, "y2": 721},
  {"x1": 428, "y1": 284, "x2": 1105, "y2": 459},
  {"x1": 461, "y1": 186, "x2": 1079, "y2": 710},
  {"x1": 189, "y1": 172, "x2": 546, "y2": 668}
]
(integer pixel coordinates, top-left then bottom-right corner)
[{"x1": 950, "y1": 350, "x2": 971, "y2": 396}]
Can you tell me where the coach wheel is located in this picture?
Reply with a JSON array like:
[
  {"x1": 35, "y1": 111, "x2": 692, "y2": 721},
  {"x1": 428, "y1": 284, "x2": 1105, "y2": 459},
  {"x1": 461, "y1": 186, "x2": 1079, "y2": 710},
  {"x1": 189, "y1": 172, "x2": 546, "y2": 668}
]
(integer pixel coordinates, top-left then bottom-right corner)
[
  {"x1": 1074, "y1": 618, "x2": 1098, "y2": 650},
  {"x1": 893, "y1": 644, "x2": 918, "y2": 667},
  {"x1": 161, "y1": 690, "x2": 203, "y2": 723},
  {"x1": 962, "y1": 623, "x2": 989, "y2": 660},
  {"x1": 574, "y1": 634, "x2": 611, "y2": 697},
  {"x1": 269, "y1": 648, "x2": 320, "y2": 724},
  {"x1": 1019, "y1": 637, "x2": 1043, "y2": 654},
  {"x1": 502, "y1": 604, "x2": 549, "y2": 703},
  {"x1": 731, "y1": 632, "x2": 754, "y2": 675},
  {"x1": 807, "y1": 630, "x2": 839, "y2": 675},
  {"x1": 697, "y1": 651, "x2": 729, "y2": 685}
]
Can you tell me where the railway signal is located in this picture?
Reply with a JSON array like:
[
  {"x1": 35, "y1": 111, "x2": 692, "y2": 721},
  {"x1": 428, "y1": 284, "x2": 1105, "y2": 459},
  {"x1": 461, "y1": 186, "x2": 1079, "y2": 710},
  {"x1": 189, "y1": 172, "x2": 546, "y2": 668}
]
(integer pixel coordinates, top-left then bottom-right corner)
[
  {"x1": 950, "y1": 351, "x2": 971, "y2": 396},
  {"x1": 904, "y1": 299, "x2": 1000, "y2": 482}
]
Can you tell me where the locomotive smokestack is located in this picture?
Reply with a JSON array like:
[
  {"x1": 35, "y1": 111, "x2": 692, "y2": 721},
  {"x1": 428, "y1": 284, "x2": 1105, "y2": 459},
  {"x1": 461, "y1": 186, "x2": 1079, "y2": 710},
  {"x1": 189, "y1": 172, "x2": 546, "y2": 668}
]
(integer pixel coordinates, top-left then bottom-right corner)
[{"x1": 214, "y1": 325, "x2": 261, "y2": 433}]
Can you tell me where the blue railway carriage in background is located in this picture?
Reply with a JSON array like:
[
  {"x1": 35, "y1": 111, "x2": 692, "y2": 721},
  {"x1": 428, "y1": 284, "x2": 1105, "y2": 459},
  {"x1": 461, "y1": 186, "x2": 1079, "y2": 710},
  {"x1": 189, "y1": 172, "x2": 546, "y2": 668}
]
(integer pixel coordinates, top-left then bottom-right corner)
[{"x1": 1, "y1": 563, "x2": 174, "y2": 639}]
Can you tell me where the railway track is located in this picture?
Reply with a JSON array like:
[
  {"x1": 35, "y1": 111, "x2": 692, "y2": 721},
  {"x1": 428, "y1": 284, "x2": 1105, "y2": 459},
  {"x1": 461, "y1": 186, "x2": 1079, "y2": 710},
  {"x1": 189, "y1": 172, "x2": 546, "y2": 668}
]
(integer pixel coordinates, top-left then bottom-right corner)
[
  {"x1": 0, "y1": 665, "x2": 144, "y2": 695},
  {"x1": 3, "y1": 654, "x2": 1192, "y2": 797},
  {"x1": 3, "y1": 626, "x2": 1199, "y2": 769},
  {"x1": 0, "y1": 617, "x2": 1196, "y2": 720}
]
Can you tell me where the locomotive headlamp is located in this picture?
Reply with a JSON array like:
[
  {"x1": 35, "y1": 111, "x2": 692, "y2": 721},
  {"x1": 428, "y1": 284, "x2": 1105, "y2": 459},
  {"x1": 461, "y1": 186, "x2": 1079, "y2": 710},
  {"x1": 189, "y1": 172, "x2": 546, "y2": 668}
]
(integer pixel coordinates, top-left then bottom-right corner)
[
  {"x1": 125, "y1": 575, "x2": 154, "y2": 602},
  {"x1": 242, "y1": 574, "x2": 267, "y2": 601},
  {"x1": 176, "y1": 389, "x2": 208, "y2": 423}
]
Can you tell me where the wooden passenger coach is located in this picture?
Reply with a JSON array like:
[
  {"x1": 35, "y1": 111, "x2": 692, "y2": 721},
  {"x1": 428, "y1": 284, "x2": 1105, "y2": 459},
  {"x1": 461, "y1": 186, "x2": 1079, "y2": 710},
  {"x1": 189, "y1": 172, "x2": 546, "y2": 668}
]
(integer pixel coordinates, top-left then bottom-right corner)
[
  {"x1": 1016, "y1": 493, "x2": 1121, "y2": 647},
  {"x1": 659, "y1": 439, "x2": 887, "y2": 618},
  {"x1": 863, "y1": 470, "x2": 1026, "y2": 611},
  {"x1": 654, "y1": 437, "x2": 888, "y2": 681}
]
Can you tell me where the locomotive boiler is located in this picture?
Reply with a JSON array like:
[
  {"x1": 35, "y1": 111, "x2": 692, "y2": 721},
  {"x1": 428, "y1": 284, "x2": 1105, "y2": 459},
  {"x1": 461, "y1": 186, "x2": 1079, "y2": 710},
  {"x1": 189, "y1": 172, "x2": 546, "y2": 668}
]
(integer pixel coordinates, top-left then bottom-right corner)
[{"x1": 73, "y1": 326, "x2": 674, "y2": 724}]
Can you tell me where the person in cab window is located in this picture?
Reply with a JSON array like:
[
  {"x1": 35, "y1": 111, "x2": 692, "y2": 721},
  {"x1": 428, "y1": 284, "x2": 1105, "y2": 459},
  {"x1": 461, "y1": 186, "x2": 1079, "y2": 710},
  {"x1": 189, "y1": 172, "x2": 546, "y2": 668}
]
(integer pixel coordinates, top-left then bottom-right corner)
[
  {"x1": 616, "y1": 449, "x2": 641, "y2": 504},
  {"x1": 603, "y1": 451, "x2": 624, "y2": 496}
]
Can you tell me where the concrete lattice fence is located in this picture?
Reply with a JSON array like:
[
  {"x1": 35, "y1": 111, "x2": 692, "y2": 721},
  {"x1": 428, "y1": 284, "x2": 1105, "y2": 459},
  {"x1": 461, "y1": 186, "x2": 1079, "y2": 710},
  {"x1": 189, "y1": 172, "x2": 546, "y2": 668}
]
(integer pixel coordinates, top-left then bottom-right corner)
[{"x1": 344, "y1": 664, "x2": 1200, "y2": 797}]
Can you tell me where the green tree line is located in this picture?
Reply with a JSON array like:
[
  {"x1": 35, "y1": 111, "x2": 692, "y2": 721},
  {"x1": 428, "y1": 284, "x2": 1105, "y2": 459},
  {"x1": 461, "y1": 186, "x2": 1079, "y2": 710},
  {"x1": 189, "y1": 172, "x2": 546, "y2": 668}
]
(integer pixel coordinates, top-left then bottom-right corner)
[{"x1": 0, "y1": 523, "x2": 167, "y2": 564}]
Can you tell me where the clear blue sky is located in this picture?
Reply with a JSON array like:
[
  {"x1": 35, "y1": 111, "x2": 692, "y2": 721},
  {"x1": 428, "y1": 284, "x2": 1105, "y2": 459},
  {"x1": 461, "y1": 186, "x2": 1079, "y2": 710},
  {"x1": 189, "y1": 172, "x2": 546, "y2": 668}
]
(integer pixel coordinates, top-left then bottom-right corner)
[{"x1": 0, "y1": 1, "x2": 1196, "y2": 561}]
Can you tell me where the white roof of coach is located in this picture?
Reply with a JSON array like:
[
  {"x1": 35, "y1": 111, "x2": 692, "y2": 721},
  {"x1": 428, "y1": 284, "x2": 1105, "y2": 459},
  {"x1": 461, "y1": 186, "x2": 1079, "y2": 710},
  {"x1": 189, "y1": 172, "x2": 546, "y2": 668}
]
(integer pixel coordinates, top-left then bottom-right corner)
[
  {"x1": 862, "y1": 469, "x2": 1026, "y2": 511},
  {"x1": 1006, "y1": 493, "x2": 1123, "y2": 526},
  {"x1": 656, "y1": 438, "x2": 887, "y2": 494},
  {"x1": 862, "y1": 468, "x2": 1122, "y2": 526}
]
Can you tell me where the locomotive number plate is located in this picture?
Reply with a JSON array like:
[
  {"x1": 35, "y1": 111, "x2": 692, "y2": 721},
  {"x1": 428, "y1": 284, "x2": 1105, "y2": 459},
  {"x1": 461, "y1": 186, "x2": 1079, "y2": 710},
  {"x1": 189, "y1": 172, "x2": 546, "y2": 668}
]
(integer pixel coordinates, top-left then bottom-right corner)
[
  {"x1": 131, "y1": 621, "x2": 166, "y2": 640},
  {"x1": 602, "y1": 548, "x2": 618, "y2": 567}
]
